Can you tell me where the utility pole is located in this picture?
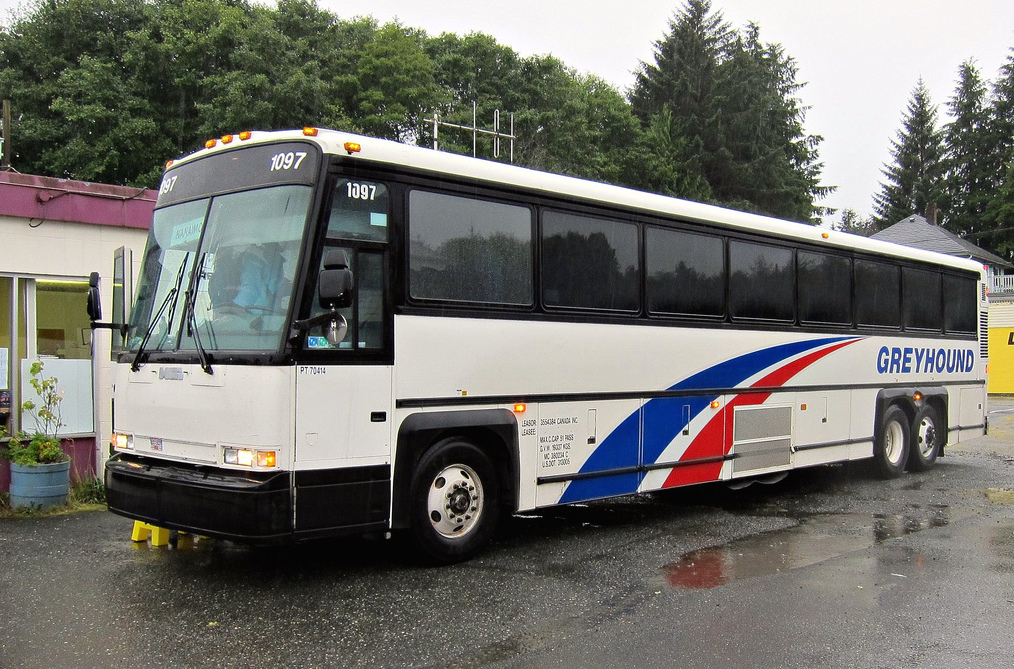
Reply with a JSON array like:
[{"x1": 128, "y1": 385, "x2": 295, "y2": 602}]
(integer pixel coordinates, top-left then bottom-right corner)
[{"x1": 1, "y1": 99, "x2": 10, "y2": 171}]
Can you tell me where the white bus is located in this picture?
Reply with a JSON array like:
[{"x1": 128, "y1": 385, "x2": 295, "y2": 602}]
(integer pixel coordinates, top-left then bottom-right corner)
[{"x1": 94, "y1": 128, "x2": 988, "y2": 563}]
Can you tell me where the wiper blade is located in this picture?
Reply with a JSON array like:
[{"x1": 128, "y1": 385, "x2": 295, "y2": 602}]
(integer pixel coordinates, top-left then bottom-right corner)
[
  {"x1": 183, "y1": 254, "x2": 213, "y2": 375},
  {"x1": 131, "y1": 253, "x2": 189, "y2": 372}
]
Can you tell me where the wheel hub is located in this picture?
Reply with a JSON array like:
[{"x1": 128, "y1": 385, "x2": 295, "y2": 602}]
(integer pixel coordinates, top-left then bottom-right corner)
[{"x1": 427, "y1": 465, "x2": 484, "y2": 538}]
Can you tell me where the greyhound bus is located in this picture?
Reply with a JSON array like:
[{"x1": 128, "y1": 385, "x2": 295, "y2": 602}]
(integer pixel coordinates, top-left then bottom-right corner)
[{"x1": 94, "y1": 128, "x2": 988, "y2": 563}]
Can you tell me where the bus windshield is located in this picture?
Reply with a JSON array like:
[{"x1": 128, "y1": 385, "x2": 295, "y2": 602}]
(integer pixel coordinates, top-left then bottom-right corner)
[{"x1": 126, "y1": 184, "x2": 312, "y2": 354}]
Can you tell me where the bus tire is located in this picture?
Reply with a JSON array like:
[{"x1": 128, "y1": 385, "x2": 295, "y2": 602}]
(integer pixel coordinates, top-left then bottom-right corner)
[
  {"x1": 909, "y1": 405, "x2": 943, "y2": 472},
  {"x1": 408, "y1": 439, "x2": 500, "y2": 564},
  {"x1": 874, "y1": 405, "x2": 910, "y2": 479}
]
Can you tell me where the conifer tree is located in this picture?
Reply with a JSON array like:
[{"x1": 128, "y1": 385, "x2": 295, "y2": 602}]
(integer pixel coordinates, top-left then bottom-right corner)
[
  {"x1": 630, "y1": 0, "x2": 828, "y2": 222},
  {"x1": 873, "y1": 79, "x2": 946, "y2": 229},
  {"x1": 943, "y1": 61, "x2": 992, "y2": 240},
  {"x1": 983, "y1": 48, "x2": 1014, "y2": 257}
]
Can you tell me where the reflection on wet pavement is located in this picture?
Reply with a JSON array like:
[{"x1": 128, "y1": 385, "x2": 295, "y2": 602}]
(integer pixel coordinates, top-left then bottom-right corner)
[{"x1": 660, "y1": 505, "x2": 955, "y2": 590}]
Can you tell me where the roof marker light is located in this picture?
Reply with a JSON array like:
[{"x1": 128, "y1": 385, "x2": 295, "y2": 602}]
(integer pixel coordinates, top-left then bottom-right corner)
[
  {"x1": 205, "y1": 139, "x2": 217, "y2": 149},
  {"x1": 165, "y1": 160, "x2": 174, "y2": 170},
  {"x1": 821, "y1": 232, "x2": 830, "y2": 239},
  {"x1": 344, "y1": 142, "x2": 362, "y2": 155},
  {"x1": 239, "y1": 131, "x2": 252, "y2": 140},
  {"x1": 221, "y1": 134, "x2": 234, "y2": 144},
  {"x1": 303, "y1": 127, "x2": 319, "y2": 137}
]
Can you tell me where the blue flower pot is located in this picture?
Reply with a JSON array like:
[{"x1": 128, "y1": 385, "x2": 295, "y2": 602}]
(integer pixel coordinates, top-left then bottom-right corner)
[{"x1": 9, "y1": 461, "x2": 70, "y2": 509}]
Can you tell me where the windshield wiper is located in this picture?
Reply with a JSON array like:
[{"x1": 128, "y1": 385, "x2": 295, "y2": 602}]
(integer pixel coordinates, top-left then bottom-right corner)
[
  {"x1": 131, "y1": 253, "x2": 189, "y2": 372},
  {"x1": 183, "y1": 253, "x2": 213, "y2": 375}
]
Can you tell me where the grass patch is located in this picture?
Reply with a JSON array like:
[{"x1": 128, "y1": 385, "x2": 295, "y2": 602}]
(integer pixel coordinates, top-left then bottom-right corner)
[{"x1": 0, "y1": 476, "x2": 106, "y2": 518}]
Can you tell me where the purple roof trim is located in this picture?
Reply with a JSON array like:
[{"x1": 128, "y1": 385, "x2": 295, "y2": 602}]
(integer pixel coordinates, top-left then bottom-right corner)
[{"x1": 0, "y1": 172, "x2": 156, "y2": 229}]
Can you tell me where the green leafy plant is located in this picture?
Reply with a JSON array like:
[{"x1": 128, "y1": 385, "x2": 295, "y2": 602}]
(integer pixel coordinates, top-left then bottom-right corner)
[{"x1": 0, "y1": 361, "x2": 69, "y2": 466}]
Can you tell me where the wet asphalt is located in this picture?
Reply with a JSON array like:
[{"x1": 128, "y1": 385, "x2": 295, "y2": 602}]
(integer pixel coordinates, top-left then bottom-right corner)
[{"x1": 3, "y1": 400, "x2": 1014, "y2": 668}]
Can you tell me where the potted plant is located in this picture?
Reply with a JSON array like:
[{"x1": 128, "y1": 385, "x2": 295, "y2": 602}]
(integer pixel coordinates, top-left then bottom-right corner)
[{"x1": 1, "y1": 361, "x2": 70, "y2": 509}]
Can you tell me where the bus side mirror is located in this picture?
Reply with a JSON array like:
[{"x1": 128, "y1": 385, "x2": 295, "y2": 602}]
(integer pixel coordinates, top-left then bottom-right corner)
[
  {"x1": 87, "y1": 272, "x2": 103, "y2": 322},
  {"x1": 318, "y1": 249, "x2": 354, "y2": 310}
]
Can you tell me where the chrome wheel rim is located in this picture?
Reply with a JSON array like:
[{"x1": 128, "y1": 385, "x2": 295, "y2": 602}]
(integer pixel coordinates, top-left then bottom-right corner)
[
  {"x1": 884, "y1": 420, "x2": 906, "y2": 465},
  {"x1": 427, "y1": 464, "x2": 484, "y2": 538},
  {"x1": 916, "y1": 416, "x2": 937, "y2": 458}
]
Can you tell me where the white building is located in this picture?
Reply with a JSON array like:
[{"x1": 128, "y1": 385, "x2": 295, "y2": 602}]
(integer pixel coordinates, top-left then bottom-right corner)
[{"x1": 1, "y1": 171, "x2": 154, "y2": 490}]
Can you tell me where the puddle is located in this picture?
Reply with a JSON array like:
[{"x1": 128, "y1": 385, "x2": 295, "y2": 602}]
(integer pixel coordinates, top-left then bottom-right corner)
[{"x1": 659, "y1": 505, "x2": 954, "y2": 590}]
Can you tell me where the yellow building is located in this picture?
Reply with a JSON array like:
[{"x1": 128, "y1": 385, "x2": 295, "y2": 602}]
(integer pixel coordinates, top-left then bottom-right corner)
[{"x1": 988, "y1": 297, "x2": 1014, "y2": 393}]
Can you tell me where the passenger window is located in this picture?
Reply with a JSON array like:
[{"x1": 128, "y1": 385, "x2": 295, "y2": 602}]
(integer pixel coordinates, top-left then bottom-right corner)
[
  {"x1": 798, "y1": 251, "x2": 852, "y2": 325},
  {"x1": 943, "y1": 274, "x2": 977, "y2": 334},
  {"x1": 542, "y1": 210, "x2": 639, "y2": 311},
  {"x1": 646, "y1": 227, "x2": 725, "y2": 317},
  {"x1": 409, "y1": 191, "x2": 533, "y2": 305},
  {"x1": 729, "y1": 240, "x2": 794, "y2": 321},
  {"x1": 856, "y1": 260, "x2": 901, "y2": 328},
  {"x1": 903, "y1": 267, "x2": 942, "y2": 331}
]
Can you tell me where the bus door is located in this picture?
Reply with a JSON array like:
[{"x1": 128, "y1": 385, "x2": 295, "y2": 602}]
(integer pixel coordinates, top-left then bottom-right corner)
[{"x1": 292, "y1": 176, "x2": 394, "y2": 531}]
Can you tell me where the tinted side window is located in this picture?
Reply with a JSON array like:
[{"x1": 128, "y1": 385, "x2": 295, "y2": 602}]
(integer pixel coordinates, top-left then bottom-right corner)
[
  {"x1": 729, "y1": 240, "x2": 793, "y2": 321},
  {"x1": 327, "y1": 179, "x2": 390, "y2": 241},
  {"x1": 646, "y1": 227, "x2": 725, "y2": 317},
  {"x1": 903, "y1": 267, "x2": 942, "y2": 331},
  {"x1": 855, "y1": 259, "x2": 901, "y2": 327},
  {"x1": 542, "y1": 211, "x2": 640, "y2": 311},
  {"x1": 798, "y1": 251, "x2": 852, "y2": 325},
  {"x1": 409, "y1": 191, "x2": 533, "y2": 305},
  {"x1": 943, "y1": 274, "x2": 977, "y2": 334}
]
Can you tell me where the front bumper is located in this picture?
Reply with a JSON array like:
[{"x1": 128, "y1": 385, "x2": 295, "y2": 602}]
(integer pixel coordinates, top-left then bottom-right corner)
[{"x1": 105, "y1": 455, "x2": 292, "y2": 542}]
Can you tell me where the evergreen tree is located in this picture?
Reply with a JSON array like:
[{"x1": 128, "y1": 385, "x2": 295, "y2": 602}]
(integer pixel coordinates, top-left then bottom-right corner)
[
  {"x1": 943, "y1": 61, "x2": 992, "y2": 241},
  {"x1": 629, "y1": 0, "x2": 829, "y2": 222},
  {"x1": 832, "y1": 208, "x2": 876, "y2": 236},
  {"x1": 984, "y1": 48, "x2": 1014, "y2": 257},
  {"x1": 872, "y1": 79, "x2": 946, "y2": 229}
]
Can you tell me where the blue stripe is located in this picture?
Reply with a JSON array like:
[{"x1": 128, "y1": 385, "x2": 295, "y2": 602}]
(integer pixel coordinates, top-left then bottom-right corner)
[{"x1": 558, "y1": 337, "x2": 852, "y2": 503}]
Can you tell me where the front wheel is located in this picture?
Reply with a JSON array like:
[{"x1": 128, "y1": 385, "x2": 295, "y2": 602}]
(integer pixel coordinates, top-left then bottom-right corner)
[
  {"x1": 874, "y1": 405, "x2": 910, "y2": 479},
  {"x1": 908, "y1": 405, "x2": 943, "y2": 471},
  {"x1": 408, "y1": 439, "x2": 500, "y2": 564}
]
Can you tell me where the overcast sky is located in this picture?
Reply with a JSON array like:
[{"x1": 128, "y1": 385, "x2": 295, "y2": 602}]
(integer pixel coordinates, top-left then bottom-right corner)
[{"x1": 2, "y1": 0, "x2": 1013, "y2": 220}]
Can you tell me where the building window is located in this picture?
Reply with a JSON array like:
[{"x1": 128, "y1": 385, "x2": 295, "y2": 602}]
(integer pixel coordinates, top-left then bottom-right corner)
[{"x1": 0, "y1": 275, "x2": 93, "y2": 435}]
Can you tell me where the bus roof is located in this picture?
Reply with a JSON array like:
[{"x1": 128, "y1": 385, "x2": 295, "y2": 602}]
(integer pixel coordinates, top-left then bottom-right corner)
[{"x1": 180, "y1": 128, "x2": 984, "y2": 275}]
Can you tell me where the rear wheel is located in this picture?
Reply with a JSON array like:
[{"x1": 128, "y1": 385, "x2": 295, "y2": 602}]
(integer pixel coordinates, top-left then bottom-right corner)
[
  {"x1": 874, "y1": 405, "x2": 910, "y2": 479},
  {"x1": 408, "y1": 439, "x2": 500, "y2": 564},
  {"x1": 908, "y1": 405, "x2": 943, "y2": 471}
]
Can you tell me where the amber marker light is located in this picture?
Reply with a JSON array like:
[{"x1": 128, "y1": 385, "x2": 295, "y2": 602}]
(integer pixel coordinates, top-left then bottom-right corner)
[
  {"x1": 165, "y1": 160, "x2": 174, "y2": 170},
  {"x1": 344, "y1": 141, "x2": 362, "y2": 155},
  {"x1": 513, "y1": 403, "x2": 527, "y2": 414},
  {"x1": 221, "y1": 134, "x2": 234, "y2": 144},
  {"x1": 239, "y1": 131, "x2": 252, "y2": 140},
  {"x1": 205, "y1": 138, "x2": 217, "y2": 149},
  {"x1": 302, "y1": 127, "x2": 319, "y2": 136},
  {"x1": 821, "y1": 232, "x2": 830, "y2": 239},
  {"x1": 913, "y1": 392, "x2": 923, "y2": 402},
  {"x1": 711, "y1": 400, "x2": 721, "y2": 409}
]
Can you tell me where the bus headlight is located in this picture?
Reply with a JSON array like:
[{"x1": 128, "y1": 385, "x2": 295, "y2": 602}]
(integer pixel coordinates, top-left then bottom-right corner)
[{"x1": 223, "y1": 447, "x2": 277, "y2": 469}]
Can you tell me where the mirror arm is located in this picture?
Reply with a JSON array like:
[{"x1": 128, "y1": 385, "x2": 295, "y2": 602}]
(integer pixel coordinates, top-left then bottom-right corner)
[
  {"x1": 292, "y1": 309, "x2": 339, "y2": 332},
  {"x1": 90, "y1": 321, "x2": 129, "y2": 335}
]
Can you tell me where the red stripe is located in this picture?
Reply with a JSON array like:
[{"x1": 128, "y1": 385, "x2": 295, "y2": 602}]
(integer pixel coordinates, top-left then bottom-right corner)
[{"x1": 662, "y1": 339, "x2": 858, "y2": 488}]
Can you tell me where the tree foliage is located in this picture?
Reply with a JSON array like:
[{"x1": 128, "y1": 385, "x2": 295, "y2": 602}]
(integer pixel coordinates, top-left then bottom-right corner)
[
  {"x1": 873, "y1": 48, "x2": 1014, "y2": 260},
  {"x1": 630, "y1": 0, "x2": 830, "y2": 222},
  {"x1": 0, "y1": 0, "x2": 828, "y2": 221},
  {"x1": 872, "y1": 79, "x2": 946, "y2": 229}
]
